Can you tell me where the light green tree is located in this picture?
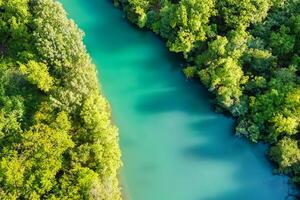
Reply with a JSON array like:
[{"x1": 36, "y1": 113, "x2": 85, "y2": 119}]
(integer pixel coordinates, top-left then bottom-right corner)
[{"x1": 19, "y1": 60, "x2": 53, "y2": 92}]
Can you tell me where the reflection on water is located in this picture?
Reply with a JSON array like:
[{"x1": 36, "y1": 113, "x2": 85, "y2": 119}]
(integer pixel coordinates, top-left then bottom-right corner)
[{"x1": 60, "y1": 0, "x2": 290, "y2": 199}]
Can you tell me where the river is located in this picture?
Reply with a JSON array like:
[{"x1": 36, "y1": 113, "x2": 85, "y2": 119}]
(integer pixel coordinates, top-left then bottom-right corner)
[{"x1": 60, "y1": 0, "x2": 289, "y2": 199}]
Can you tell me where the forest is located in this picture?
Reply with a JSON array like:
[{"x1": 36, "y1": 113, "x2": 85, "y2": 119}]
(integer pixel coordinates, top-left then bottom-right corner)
[
  {"x1": 0, "y1": 0, "x2": 121, "y2": 199},
  {"x1": 1, "y1": 0, "x2": 299, "y2": 199},
  {"x1": 115, "y1": 0, "x2": 300, "y2": 187}
]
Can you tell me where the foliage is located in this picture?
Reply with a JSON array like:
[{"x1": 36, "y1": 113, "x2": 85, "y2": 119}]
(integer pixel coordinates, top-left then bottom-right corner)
[
  {"x1": 0, "y1": 0, "x2": 121, "y2": 199},
  {"x1": 19, "y1": 61, "x2": 53, "y2": 92}
]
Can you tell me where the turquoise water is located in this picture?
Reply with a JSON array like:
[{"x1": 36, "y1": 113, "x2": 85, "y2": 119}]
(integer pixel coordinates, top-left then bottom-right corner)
[{"x1": 60, "y1": 1, "x2": 289, "y2": 199}]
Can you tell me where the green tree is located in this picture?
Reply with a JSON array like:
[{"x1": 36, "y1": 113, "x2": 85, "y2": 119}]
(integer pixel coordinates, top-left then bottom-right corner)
[
  {"x1": 270, "y1": 137, "x2": 300, "y2": 173},
  {"x1": 19, "y1": 60, "x2": 53, "y2": 92},
  {"x1": 270, "y1": 26, "x2": 295, "y2": 56},
  {"x1": 218, "y1": 0, "x2": 272, "y2": 27}
]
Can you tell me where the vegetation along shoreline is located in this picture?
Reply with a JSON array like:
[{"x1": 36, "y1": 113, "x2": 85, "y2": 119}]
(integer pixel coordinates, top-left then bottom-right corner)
[
  {"x1": 0, "y1": 0, "x2": 122, "y2": 199},
  {"x1": 113, "y1": 0, "x2": 300, "y2": 195}
]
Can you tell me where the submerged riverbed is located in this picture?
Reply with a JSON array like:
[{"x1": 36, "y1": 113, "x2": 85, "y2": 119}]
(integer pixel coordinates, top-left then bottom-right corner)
[{"x1": 60, "y1": 0, "x2": 289, "y2": 199}]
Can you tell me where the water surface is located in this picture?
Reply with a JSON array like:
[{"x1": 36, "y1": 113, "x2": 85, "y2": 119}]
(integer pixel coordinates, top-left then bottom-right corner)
[{"x1": 60, "y1": 1, "x2": 289, "y2": 199}]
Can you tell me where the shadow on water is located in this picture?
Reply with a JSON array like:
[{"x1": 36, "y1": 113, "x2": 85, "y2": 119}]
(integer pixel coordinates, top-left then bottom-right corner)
[{"x1": 134, "y1": 86, "x2": 213, "y2": 115}]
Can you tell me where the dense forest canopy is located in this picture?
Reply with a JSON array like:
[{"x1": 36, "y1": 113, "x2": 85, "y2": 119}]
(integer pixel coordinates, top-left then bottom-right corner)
[
  {"x1": 115, "y1": 0, "x2": 300, "y2": 188},
  {"x1": 0, "y1": 0, "x2": 121, "y2": 199}
]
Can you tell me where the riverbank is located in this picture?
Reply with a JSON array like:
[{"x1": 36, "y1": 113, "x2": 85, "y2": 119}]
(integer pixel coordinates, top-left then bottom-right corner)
[
  {"x1": 0, "y1": 0, "x2": 122, "y2": 198},
  {"x1": 114, "y1": 0, "x2": 300, "y2": 198}
]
